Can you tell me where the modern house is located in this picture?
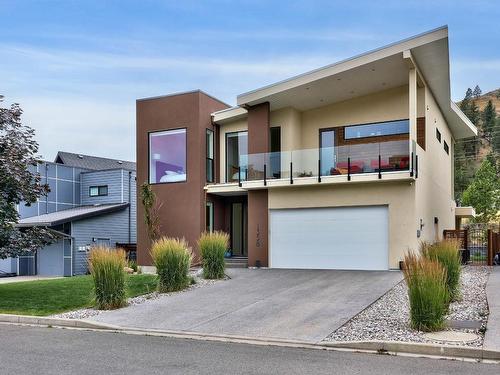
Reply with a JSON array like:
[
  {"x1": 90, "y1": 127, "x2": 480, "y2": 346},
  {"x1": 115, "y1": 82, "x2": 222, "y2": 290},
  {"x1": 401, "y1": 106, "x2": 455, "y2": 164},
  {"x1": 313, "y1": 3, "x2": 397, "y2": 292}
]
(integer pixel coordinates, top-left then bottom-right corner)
[
  {"x1": 0, "y1": 152, "x2": 136, "y2": 277},
  {"x1": 136, "y1": 26, "x2": 477, "y2": 271}
]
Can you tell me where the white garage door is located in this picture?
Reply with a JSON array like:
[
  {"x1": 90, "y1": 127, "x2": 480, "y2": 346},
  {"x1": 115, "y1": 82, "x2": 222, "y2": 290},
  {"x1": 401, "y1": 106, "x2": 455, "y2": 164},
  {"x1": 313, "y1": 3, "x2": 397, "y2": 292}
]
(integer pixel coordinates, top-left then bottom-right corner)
[{"x1": 270, "y1": 206, "x2": 389, "y2": 270}]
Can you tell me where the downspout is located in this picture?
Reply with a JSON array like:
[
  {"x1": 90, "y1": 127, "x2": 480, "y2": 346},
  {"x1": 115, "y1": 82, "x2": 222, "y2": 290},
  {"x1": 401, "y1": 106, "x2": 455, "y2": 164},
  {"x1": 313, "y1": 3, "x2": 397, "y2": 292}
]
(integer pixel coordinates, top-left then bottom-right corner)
[{"x1": 128, "y1": 171, "x2": 132, "y2": 244}]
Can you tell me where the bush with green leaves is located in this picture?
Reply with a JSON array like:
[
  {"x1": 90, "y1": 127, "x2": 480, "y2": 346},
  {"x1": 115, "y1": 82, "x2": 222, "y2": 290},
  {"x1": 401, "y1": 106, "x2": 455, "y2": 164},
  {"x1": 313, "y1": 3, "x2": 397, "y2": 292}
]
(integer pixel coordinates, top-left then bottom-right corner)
[
  {"x1": 88, "y1": 247, "x2": 127, "y2": 310},
  {"x1": 150, "y1": 237, "x2": 192, "y2": 292},
  {"x1": 421, "y1": 239, "x2": 461, "y2": 301},
  {"x1": 403, "y1": 252, "x2": 448, "y2": 331},
  {"x1": 198, "y1": 231, "x2": 229, "y2": 279}
]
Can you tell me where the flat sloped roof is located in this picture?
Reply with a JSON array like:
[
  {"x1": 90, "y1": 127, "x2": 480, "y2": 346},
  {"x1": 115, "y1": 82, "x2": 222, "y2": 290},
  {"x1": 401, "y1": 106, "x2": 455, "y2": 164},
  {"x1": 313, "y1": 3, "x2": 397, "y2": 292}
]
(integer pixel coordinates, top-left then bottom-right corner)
[{"x1": 16, "y1": 203, "x2": 129, "y2": 227}]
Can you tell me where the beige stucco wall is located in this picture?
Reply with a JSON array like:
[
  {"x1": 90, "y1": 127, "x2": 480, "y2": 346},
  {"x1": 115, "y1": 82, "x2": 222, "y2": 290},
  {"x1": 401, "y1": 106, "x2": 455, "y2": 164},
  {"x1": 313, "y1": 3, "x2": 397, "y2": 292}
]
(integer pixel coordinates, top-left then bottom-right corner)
[
  {"x1": 219, "y1": 118, "x2": 248, "y2": 182},
  {"x1": 300, "y1": 85, "x2": 410, "y2": 149},
  {"x1": 412, "y1": 86, "x2": 456, "y2": 244},
  {"x1": 268, "y1": 182, "x2": 417, "y2": 269}
]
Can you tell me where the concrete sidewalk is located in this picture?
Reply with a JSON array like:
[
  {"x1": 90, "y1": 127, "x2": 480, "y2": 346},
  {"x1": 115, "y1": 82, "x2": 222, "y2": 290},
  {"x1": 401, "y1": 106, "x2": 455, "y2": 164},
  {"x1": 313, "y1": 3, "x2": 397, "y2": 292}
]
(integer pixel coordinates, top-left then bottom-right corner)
[
  {"x1": 0, "y1": 276, "x2": 62, "y2": 284},
  {"x1": 484, "y1": 267, "x2": 500, "y2": 353}
]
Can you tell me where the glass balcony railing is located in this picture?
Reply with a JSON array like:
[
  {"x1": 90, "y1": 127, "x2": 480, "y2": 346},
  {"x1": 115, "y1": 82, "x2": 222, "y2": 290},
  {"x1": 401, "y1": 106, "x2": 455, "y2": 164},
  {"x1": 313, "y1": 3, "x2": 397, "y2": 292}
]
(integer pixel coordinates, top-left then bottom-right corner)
[{"x1": 236, "y1": 140, "x2": 411, "y2": 184}]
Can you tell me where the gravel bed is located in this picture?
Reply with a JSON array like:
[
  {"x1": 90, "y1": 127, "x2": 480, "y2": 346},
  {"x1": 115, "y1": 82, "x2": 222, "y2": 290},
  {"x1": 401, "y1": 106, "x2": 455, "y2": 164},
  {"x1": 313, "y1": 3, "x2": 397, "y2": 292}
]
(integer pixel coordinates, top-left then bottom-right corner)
[
  {"x1": 51, "y1": 269, "x2": 226, "y2": 320},
  {"x1": 326, "y1": 266, "x2": 491, "y2": 347}
]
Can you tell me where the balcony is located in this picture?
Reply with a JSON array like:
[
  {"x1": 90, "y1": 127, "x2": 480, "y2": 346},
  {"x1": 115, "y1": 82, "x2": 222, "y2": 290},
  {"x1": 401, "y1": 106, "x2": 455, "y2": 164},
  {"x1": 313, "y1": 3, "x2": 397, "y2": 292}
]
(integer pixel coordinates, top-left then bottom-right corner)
[{"x1": 231, "y1": 140, "x2": 416, "y2": 189}]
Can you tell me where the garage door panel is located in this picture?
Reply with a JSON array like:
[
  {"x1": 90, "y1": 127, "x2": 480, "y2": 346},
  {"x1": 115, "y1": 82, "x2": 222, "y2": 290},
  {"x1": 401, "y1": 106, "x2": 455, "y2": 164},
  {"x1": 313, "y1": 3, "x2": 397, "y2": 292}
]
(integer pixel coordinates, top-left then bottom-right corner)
[{"x1": 270, "y1": 206, "x2": 388, "y2": 270}]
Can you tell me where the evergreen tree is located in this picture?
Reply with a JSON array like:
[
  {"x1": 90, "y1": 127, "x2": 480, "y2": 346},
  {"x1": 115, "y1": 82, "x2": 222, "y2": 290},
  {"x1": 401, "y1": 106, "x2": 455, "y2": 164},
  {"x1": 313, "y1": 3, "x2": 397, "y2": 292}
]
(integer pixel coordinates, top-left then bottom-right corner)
[
  {"x1": 473, "y1": 85, "x2": 482, "y2": 99},
  {"x1": 460, "y1": 88, "x2": 473, "y2": 113},
  {"x1": 481, "y1": 100, "x2": 497, "y2": 139},
  {"x1": 493, "y1": 117, "x2": 500, "y2": 154}
]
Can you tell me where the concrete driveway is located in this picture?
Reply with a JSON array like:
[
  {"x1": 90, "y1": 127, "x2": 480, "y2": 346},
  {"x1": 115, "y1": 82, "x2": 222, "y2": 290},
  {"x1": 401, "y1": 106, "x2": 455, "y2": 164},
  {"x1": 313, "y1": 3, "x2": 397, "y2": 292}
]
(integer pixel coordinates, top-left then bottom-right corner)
[{"x1": 90, "y1": 269, "x2": 402, "y2": 343}]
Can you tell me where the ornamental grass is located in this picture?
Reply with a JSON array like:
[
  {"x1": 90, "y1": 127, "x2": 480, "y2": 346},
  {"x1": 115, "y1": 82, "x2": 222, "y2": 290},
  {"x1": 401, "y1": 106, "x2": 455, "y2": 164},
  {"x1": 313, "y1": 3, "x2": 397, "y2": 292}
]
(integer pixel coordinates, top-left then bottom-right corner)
[
  {"x1": 403, "y1": 251, "x2": 448, "y2": 331},
  {"x1": 150, "y1": 237, "x2": 192, "y2": 293},
  {"x1": 88, "y1": 247, "x2": 127, "y2": 310},
  {"x1": 198, "y1": 231, "x2": 229, "y2": 279}
]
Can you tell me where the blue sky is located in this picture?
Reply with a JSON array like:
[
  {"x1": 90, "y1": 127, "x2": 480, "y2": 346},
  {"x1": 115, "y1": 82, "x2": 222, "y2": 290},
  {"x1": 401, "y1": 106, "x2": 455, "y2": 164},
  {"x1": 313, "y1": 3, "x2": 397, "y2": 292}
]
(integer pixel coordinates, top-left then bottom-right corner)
[{"x1": 1, "y1": 0, "x2": 499, "y2": 162}]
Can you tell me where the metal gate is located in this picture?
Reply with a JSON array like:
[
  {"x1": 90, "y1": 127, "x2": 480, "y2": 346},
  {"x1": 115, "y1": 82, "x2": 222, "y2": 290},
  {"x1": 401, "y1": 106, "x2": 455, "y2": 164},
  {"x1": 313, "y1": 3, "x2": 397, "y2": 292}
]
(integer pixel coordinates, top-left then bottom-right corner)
[{"x1": 444, "y1": 223, "x2": 500, "y2": 266}]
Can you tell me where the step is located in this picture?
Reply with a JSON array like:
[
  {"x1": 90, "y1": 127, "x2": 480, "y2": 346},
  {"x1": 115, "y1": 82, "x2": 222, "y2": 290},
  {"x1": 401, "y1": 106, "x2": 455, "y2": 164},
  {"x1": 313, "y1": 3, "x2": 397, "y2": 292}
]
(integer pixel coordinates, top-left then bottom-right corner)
[{"x1": 225, "y1": 257, "x2": 248, "y2": 268}]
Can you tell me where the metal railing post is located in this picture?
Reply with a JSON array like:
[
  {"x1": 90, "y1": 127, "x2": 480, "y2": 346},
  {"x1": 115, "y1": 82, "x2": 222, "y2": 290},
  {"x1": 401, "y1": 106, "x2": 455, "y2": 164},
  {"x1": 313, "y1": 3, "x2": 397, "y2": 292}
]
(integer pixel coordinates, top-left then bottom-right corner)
[
  {"x1": 347, "y1": 157, "x2": 351, "y2": 181},
  {"x1": 263, "y1": 164, "x2": 267, "y2": 186},
  {"x1": 378, "y1": 154, "x2": 382, "y2": 179},
  {"x1": 410, "y1": 152, "x2": 414, "y2": 177},
  {"x1": 238, "y1": 166, "x2": 241, "y2": 187},
  {"x1": 290, "y1": 162, "x2": 293, "y2": 184},
  {"x1": 415, "y1": 155, "x2": 418, "y2": 179},
  {"x1": 318, "y1": 159, "x2": 321, "y2": 183}
]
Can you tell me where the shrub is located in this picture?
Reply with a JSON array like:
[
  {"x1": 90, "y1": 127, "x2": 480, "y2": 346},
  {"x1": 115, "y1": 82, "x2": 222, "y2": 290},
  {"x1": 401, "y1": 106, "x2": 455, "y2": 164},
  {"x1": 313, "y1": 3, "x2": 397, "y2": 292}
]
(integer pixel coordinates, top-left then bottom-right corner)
[
  {"x1": 128, "y1": 260, "x2": 138, "y2": 273},
  {"x1": 88, "y1": 247, "x2": 127, "y2": 310},
  {"x1": 403, "y1": 252, "x2": 448, "y2": 331},
  {"x1": 198, "y1": 231, "x2": 229, "y2": 279},
  {"x1": 150, "y1": 237, "x2": 192, "y2": 292},
  {"x1": 421, "y1": 239, "x2": 461, "y2": 301}
]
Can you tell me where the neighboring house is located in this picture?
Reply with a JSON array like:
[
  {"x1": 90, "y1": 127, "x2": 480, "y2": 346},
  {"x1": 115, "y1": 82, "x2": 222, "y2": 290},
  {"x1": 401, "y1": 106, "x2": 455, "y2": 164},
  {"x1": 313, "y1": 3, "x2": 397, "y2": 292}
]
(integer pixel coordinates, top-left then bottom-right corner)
[
  {"x1": 2, "y1": 152, "x2": 136, "y2": 277},
  {"x1": 136, "y1": 26, "x2": 477, "y2": 271}
]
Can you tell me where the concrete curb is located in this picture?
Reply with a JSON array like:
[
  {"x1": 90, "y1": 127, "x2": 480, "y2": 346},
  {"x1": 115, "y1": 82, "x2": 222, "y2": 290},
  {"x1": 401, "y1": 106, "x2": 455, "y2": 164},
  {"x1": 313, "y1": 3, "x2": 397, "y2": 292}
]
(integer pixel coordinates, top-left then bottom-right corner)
[
  {"x1": 323, "y1": 340, "x2": 500, "y2": 361},
  {"x1": 0, "y1": 314, "x2": 119, "y2": 330},
  {"x1": 1, "y1": 314, "x2": 499, "y2": 361}
]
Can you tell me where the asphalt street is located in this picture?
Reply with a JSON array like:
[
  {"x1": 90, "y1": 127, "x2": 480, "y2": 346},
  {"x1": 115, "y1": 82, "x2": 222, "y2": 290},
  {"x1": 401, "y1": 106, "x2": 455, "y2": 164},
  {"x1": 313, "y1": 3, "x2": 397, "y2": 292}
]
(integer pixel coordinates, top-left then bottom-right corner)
[{"x1": 0, "y1": 324, "x2": 498, "y2": 375}]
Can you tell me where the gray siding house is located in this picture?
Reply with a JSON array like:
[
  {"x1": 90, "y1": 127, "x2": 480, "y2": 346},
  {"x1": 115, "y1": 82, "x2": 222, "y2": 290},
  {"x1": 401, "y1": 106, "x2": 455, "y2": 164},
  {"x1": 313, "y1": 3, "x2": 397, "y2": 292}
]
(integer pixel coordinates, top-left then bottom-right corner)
[{"x1": 8, "y1": 152, "x2": 137, "y2": 277}]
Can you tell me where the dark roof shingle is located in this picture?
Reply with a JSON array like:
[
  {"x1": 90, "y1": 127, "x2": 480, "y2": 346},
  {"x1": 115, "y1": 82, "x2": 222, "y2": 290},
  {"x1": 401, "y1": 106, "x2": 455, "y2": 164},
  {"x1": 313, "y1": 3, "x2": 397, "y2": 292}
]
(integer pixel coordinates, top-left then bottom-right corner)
[{"x1": 55, "y1": 151, "x2": 136, "y2": 171}]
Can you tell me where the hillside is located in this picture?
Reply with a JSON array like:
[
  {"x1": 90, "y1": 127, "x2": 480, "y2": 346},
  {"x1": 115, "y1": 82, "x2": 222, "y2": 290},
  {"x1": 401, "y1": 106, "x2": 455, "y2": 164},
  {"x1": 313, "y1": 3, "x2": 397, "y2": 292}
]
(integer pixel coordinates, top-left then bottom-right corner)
[{"x1": 470, "y1": 88, "x2": 500, "y2": 114}]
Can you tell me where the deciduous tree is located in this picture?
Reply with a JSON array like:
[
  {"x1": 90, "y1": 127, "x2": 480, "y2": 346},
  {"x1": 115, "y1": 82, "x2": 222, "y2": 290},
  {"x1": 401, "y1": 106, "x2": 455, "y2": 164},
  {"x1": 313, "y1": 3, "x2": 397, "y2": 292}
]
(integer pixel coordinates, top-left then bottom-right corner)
[{"x1": 0, "y1": 99, "x2": 54, "y2": 259}]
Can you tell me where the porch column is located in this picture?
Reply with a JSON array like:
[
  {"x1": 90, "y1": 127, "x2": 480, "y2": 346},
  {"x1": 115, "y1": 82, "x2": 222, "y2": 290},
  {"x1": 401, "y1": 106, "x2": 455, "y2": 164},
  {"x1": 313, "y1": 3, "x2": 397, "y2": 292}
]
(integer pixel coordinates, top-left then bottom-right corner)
[{"x1": 247, "y1": 102, "x2": 270, "y2": 267}]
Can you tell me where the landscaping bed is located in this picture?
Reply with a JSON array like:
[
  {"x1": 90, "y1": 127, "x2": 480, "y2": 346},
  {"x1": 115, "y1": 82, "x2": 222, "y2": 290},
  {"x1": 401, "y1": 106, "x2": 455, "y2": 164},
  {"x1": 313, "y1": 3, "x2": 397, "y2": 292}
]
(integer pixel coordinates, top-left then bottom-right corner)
[
  {"x1": 0, "y1": 274, "x2": 157, "y2": 316},
  {"x1": 326, "y1": 266, "x2": 490, "y2": 347},
  {"x1": 51, "y1": 269, "x2": 226, "y2": 320}
]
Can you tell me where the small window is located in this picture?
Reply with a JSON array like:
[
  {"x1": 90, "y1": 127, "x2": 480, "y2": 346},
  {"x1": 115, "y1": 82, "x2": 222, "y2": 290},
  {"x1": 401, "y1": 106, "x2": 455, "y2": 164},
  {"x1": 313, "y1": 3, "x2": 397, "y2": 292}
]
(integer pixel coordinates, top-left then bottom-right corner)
[
  {"x1": 89, "y1": 185, "x2": 108, "y2": 197},
  {"x1": 444, "y1": 141, "x2": 449, "y2": 155},
  {"x1": 344, "y1": 119, "x2": 409, "y2": 139},
  {"x1": 206, "y1": 129, "x2": 214, "y2": 183},
  {"x1": 436, "y1": 128, "x2": 441, "y2": 143}
]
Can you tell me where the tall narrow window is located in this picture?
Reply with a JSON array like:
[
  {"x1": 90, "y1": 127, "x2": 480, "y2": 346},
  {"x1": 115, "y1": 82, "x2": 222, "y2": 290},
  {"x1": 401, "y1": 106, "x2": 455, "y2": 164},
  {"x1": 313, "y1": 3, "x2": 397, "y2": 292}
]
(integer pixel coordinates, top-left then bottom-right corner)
[
  {"x1": 206, "y1": 129, "x2": 214, "y2": 182},
  {"x1": 270, "y1": 127, "x2": 281, "y2": 178},
  {"x1": 320, "y1": 129, "x2": 336, "y2": 176},
  {"x1": 206, "y1": 202, "x2": 214, "y2": 232},
  {"x1": 226, "y1": 131, "x2": 248, "y2": 182},
  {"x1": 149, "y1": 128, "x2": 187, "y2": 184},
  {"x1": 444, "y1": 141, "x2": 449, "y2": 155}
]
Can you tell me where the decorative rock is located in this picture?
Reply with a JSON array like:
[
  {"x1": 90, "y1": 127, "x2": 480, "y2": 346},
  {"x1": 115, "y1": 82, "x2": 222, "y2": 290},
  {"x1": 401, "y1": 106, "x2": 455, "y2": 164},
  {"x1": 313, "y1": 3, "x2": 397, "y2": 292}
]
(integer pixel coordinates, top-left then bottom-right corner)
[{"x1": 326, "y1": 266, "x2": 490, "y2": 348}]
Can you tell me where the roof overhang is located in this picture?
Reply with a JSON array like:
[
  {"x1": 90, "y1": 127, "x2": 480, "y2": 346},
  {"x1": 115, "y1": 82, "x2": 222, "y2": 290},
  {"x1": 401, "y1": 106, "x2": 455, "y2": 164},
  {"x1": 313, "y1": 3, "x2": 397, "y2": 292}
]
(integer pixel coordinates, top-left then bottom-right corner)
[
  {"x1": 212, "y1": 106, "x2": 248, "y2": 124},
  {"x1": 235, "y1": 26, "x2": 476, "y2": 139},
  {"x1": 16, "y1": 203, "x2": 129, "y2": 228},
  {"x1": 455, "y1": 206, "x2": 476, "y2": 218}
]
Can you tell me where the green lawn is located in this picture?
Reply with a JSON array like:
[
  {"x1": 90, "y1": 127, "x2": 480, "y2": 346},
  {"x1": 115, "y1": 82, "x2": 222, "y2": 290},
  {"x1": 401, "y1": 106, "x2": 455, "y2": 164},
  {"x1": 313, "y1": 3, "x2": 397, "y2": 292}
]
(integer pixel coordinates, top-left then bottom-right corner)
[{"x1": 0, "y1": 274, "x2": 157, "y2": 316}]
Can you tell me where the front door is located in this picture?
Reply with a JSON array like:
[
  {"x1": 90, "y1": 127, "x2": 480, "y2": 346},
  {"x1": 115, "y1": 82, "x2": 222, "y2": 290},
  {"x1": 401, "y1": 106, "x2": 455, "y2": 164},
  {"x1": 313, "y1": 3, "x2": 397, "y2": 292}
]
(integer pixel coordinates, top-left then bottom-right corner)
[{"x1": 231, "y1": 202, "x2": 248, "y2": 257}]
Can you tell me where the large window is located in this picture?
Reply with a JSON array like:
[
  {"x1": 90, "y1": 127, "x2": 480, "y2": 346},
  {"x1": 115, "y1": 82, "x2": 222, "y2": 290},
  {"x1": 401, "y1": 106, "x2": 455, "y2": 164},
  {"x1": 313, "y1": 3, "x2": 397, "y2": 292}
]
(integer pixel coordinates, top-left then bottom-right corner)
[
  {"x1": 149, "y1": 128, "x2": 187, "y2": 184},
  {"x1": 206, "y1": 129, "x2": 214, "y2": 182},
  {"x1": 226, "y1": 131, "x2": 248, "y2": 182},
  {"x1": 344, "y1": 119, "x2": 409, "y2": 139}
]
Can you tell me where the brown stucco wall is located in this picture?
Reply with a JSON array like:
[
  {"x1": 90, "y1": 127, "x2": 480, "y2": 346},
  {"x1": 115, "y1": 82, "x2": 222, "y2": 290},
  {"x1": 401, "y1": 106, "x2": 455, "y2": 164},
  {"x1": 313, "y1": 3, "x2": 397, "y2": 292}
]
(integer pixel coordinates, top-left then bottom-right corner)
[
  {"x1": 136, "y1": 91, "x2": 228, "y2": 266},
  {"x1": 246, "y1": 102, "x2": 270, "y2": 267},
  {"x1": 248, "y1": 189, "x2": 268, "y2": 267}
]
